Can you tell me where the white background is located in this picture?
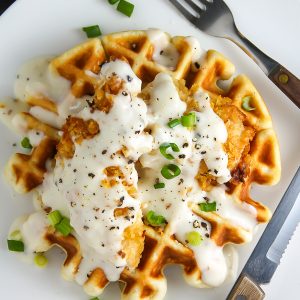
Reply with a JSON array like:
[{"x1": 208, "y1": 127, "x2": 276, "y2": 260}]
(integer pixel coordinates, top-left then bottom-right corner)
[{"x1": 0, "y1": 0, "x2": 299, "y2": 299}]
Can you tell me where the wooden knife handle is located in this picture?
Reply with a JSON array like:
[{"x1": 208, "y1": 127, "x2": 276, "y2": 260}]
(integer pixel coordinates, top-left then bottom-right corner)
[
  {"x1": 227, "y1": 274, "x2": 265, "y2": 300},
  {"x1": 269, "y1": 64, "x2": 300, "y2": 109}
]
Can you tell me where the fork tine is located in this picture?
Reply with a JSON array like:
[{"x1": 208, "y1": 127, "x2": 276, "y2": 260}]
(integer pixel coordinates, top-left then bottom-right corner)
[
  {"x1": 182, "y1": 0, "x2": 203, "y2": 14},
  {"x1": 169, "y1": 0, "x2": 199, "y2": 23}
]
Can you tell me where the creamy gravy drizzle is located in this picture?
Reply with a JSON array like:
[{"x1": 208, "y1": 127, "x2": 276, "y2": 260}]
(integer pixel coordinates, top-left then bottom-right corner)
[
  {"x1": 14, "y1": 56, "x2": 70, "y2": 103},
  {"x1": 13, "y1": 56, "x2": 94, "y2": 129},
  {"x1": 0, "y1": 98, "x2": 29, "y2": 134},
  {"x1": 38, "y1": 60, "x2": 152, "y2": 281},
  {"x1": 185, "y1": 36, "x2": 207, "y2": 72},
  {"x1": 139, "y1": 72, "x2": 242, "y2": 286},
  {"x1": 4, "y1": 32, "x2": 260, "y2": 289},
  {"x1": 146, "y1": 29, "x2": 179, "y2": 70}
]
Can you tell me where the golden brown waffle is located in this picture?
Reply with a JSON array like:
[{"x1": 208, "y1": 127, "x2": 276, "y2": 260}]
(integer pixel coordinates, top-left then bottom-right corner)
[
  {"x1": 2, "y1": 30, "x2": 281, "y2": 299},
  {"x1": 5, "y1": 137, "x2": 57, "y2": 194},
  {"x1": 3, "y1": 39, "x2": 107, "y2": 193}
]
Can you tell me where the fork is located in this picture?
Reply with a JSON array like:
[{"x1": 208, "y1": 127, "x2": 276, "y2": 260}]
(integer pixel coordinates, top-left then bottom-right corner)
[{"x1": 169, "y1": 0, "x2": 300, "y2": 109}]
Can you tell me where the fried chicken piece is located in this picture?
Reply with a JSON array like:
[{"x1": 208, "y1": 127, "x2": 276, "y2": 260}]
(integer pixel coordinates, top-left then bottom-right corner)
[
  {"x1": 213, "y1": 103, "x2": 255, "y2": 171},
  {"x1": 102, "y1": 166, "x2": 138, "y2": 198},
  {"x1": 195, "y1": 160, "x2": 218, "y2": 192},
  {"x1": 57, "y1": 116, "x2": 100, "y2": 159},
  {"x1": 122, "y1": 219, "x2": 145, "y2": 269},
  {"x1": 89, "y1": 73, "x2": 125, "y2": 114}
]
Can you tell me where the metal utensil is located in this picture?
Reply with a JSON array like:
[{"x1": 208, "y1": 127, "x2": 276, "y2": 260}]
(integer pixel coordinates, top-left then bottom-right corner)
[
  {"x1": 0, "y1": 0, "x2": 15, "y2": 16},
  {"x1": 169, "y1": 0, "x2": 300, "y2": 109},
  {"x1": 226, "y1": 167, "x2": 300, "y2": 299}
]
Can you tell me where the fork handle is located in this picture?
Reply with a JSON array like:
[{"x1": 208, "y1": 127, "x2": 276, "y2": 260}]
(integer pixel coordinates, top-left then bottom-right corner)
[
  {"x1": 268, "y1": 65, "x2": 300, "y2": 108},
  {"x1": 230, "y1": 25, "x2": 300, "y2": 109}
]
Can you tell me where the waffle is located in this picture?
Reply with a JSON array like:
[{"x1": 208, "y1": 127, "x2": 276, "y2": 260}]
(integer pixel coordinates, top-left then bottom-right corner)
[{"x1": 2, "y1": 30, "x2": 281, "y2": 299}]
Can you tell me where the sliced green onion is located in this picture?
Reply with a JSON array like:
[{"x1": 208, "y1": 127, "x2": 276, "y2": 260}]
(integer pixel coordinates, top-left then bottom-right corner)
[
  {"x1": 90, "y1": 298, "x2": 99, "y2": 300},
  {"x1": 21, "y1": 137, "x2": 32, "y2": 149},
  {"x1": 7, "y1": 240, "x2": 24, "y2": 252},
  {"x1": 159, "y1": 143, "x2": 180, "y2": 160},
  {"x1": 34, "y1": 253, "x2": 48, "y2": 268},
  {"x1": 168, "y1": 118, "x2": 181, "y2": 128},
  {"x1": 117, "y1": 0, "x2": 134, "y2": 17},
  {"x1": 10, "y1": 230, "x2": 22, "y2": 241},
  {"x1": 82, "y1": 25, "x2": 102, "y2": 38},
  {"x1": 161, "y1": 164, "x2": 181, "y2": 179},
  {"x1": 146, "y1": 210, "x2": 166, "y2": 226},
  {"x1": 181, "y1": 112, "x2": 196, "y2": 127},
  {"x1": 108, "y1": 0, "x2": 119, "y2": 4},
  {"x1": 186, "y1": 231, "x2": 203, "y2": 246},
  {"x1": 48, "y1": 210, "x2": 62, "y2": 226},
  {"x1": 55, "y1": 217, "x2": 73, "y2": 236},
  {"x1": 154, "y1": 182, "x2": 165, "y2": 189},
  {"x1": 199, "y1": 202, "x2": 217, "y2": 212},
  {"x1": 241, "y1": 96, "x2": 255, "y2": 111}
]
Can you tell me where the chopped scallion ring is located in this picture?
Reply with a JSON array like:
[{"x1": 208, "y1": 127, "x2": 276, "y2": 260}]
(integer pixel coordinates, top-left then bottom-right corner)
[
  {"x1": 181, "y1": 112, "x2": 196, "y2": 127},
  {"x1": 7, "y1": 239, "x2": 24, "y2": 252},
  {"x1": 161, "y1": 164, "x2": 181, "y2": 179},
  {"x1": 199, "y1": 202, "x2": 217, "y2": 212},
  {"x1": 48, "y1": 210, "x2": 63, "y2": 226},
  {"x1": 117, "y1": 0, "x2": 134, "y2": 17},
  {"x1": 108, "y1": 0, "x2": 119, "y2": 4},
  {"x1": 159, "y1": 143, "x2": 180, "y2": 160},
  {"x1": 186, "y1": 231, "x2": 203, "y2": 246},
  {"x1": 154, "y1": 182, "x2": 165, "y2": 189},
  {"x1": 241, "y1": 96, "x2": 255, "y2": 111},
  {"x1": 167, "y1": 118, "x2": 181, "y2": 128},
  {"x1": 82, "y1": 25, "x2": 102, "y2": 38},
  {"x1": 21, "y1": 137, "x2": 32, "y2": 149},
  {"x1": 34, "y1": 253, "x2": 48, "y2": 268},
  {"x1": 55, "y1": 217, "x2": 73, "y2": 236},
  {"x1": 146, "y1": 210, "x2": 166, "y2": 226},
  {"x1": 10, "y1": 230, "x2": 22, "y2": 241}
]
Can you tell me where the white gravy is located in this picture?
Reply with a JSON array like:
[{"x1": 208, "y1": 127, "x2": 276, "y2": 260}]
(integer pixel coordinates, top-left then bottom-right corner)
[{"x1": 3, "y1": 35, "x2": 261, "y2": 289}]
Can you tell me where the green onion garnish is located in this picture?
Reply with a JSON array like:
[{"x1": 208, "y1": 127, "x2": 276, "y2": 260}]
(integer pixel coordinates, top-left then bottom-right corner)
[
  {"x1": 7, "y1": 240, "x2": 24, "y2": 252},
  {"x1": 154, "y1": 182, "x2": 165, "y2": 189},
  {"x1": 168, "y1": 118, "x2": 181, "y2": 128},
  {"x1": 21, "y1": 137, "x2": 32, "y2": 149},
  {"x1": 55, "y1": 217, "x2": 73, "y2": 236},
  {"x1": 82, "y1": 25, "x2": 102, "y2": 38},
  {"x1": 34, "y1": 253, "x2": 48, "y2": 268},
  {"x1": 161, "y1": 164, "x2": 181, "y2": 179},
  {"x1": 186, "y1": 231, "x2": 203, "y2": 246},
  {"x1": 10, "y1": 230, "x2": 22, "y2": 241},
  {"x1": 117, "y1": 0, "x2": 134, "y2": 17},
  {"x1": 199, "y1": 202, "x2": 217, "y2": 212},
  {"x1": 90, "y1": 298, "x2": 99, "y2": 300},
  {"x1": 241, "y1": 96, "x2": 255, "y2": 111},
  {"x1": 159, "y1": 143, "x2": 180, "y2": 160},
  {"x1": 181, "y1": 112, "x2": 196, "y2": 127},
  {"x1": 48, "y1": 210, "x2": 63, "y2": 226},
  {"x1": 108, "y1": 0, "x2": 119, "y2": 4},
  {"x1": 146, "y1": 210, "x2": 166, "y2": 226}
]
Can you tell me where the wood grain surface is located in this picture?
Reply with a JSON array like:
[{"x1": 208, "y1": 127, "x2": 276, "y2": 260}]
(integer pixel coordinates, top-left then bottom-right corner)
[
  {"x1": 269, "y1": 64, "x2": 300, "y2": 109},
  {"x1": 227, "y1": 274, "x2": 265, "y2": 300}
]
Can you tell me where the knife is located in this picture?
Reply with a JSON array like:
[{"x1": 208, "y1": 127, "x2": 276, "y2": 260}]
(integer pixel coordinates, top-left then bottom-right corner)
[{"x1": 227, "y1": 167, "x2": 300, "y2": 300}]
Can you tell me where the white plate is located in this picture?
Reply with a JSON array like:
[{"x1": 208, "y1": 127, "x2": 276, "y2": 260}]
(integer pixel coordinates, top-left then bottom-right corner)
[{"x1": 0, "y1": 0, "x2": 299, "y2": 299}]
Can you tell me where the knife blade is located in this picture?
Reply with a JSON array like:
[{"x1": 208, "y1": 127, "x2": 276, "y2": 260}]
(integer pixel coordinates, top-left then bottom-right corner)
[{"x1": 227, "y1": 166, "x2": 300, "y2": 300}]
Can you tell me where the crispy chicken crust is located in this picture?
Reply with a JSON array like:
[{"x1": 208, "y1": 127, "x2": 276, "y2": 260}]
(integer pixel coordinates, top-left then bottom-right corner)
[{"x1": 57, "y1": 117, "x2": 100, "y2": 159}]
